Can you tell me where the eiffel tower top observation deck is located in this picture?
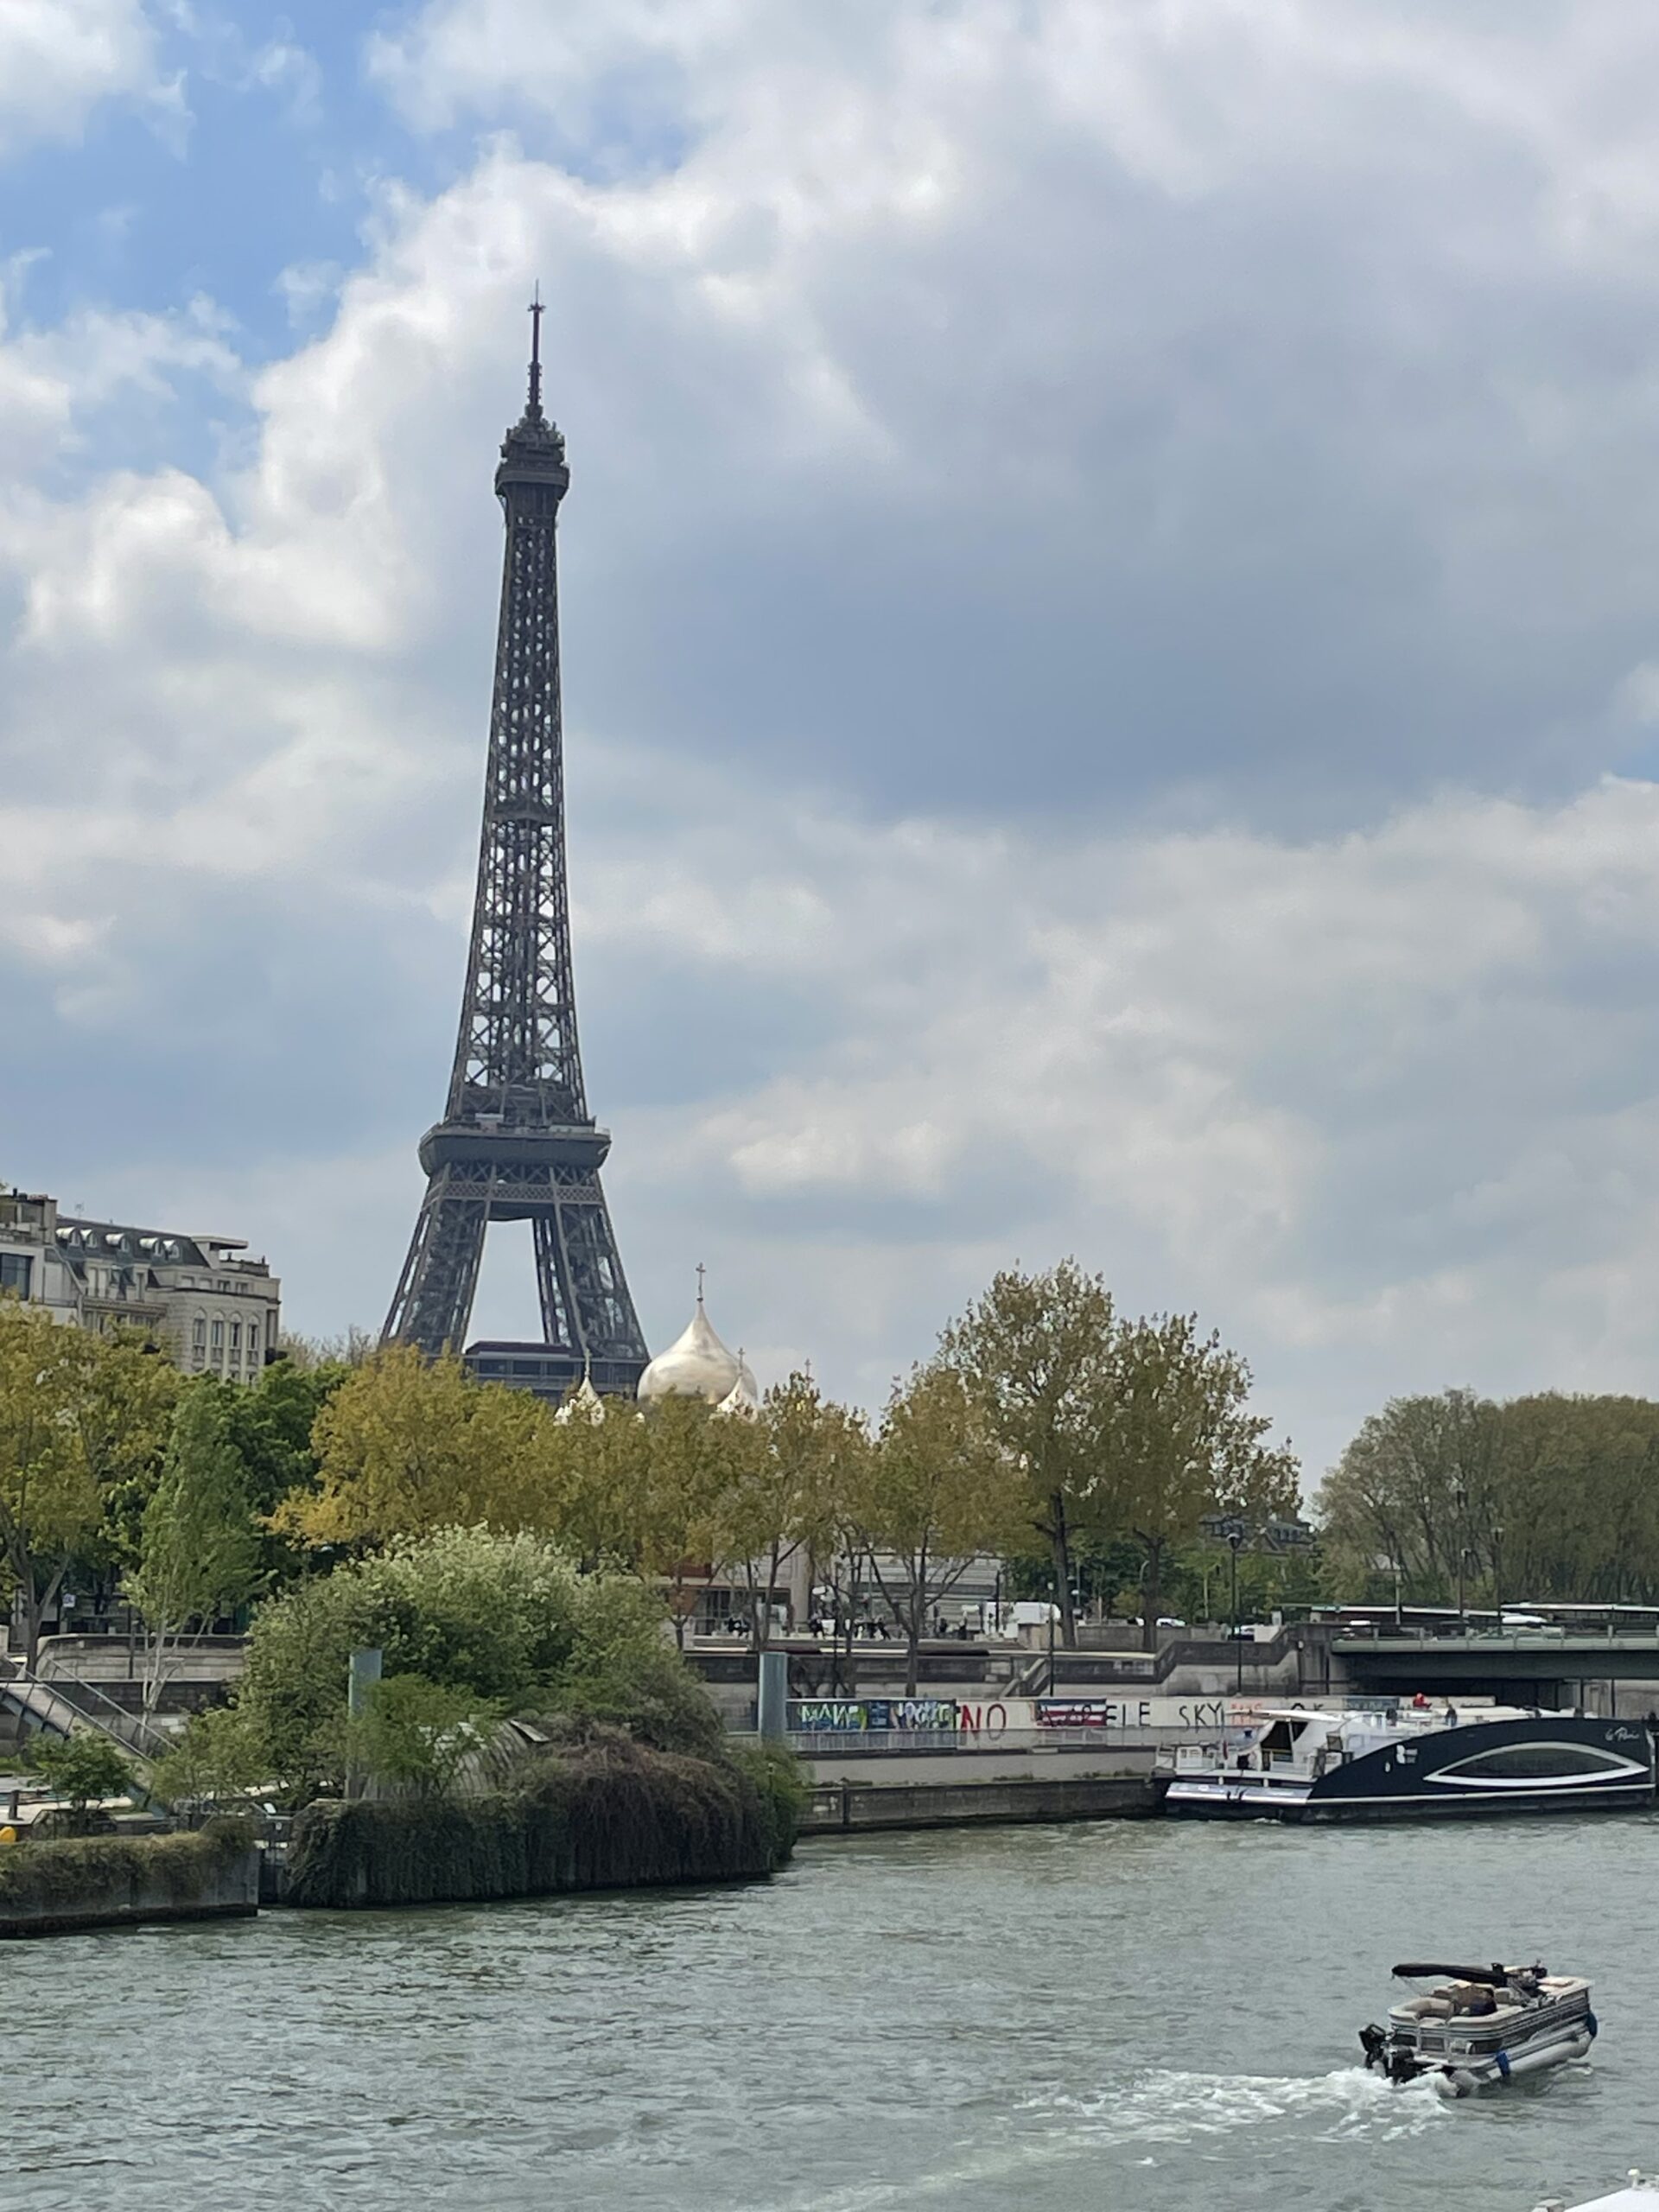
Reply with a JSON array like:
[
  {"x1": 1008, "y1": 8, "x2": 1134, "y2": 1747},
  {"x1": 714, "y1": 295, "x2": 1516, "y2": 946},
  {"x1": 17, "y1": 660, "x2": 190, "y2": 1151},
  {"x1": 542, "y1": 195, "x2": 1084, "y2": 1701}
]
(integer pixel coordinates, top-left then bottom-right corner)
[{"x1": 382, "y1": 300, "x2": 650, "y2": 1397}]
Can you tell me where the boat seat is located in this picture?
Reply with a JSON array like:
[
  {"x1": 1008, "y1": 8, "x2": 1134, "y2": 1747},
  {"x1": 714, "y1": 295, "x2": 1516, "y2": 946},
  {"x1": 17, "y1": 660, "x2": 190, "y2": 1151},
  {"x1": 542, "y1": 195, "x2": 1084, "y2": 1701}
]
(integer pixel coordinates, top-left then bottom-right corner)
[
  {"x1": 1441, "y1": 1982, "x2": 1502, "y2": 2015},
  {"x1": 1398, "y1": 1996, "x2": 1455, "y2": 2019}
]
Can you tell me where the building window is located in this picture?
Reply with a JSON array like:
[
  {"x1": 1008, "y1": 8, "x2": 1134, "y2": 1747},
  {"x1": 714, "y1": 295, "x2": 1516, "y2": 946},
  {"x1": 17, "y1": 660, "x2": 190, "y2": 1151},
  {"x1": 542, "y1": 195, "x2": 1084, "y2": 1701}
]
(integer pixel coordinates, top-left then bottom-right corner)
[
  {"x1": 0, "y1": 1253, "x2": 31, "y2": 1297},
  {"x1": 211, "y1": 1319, "x2": 225, "y2": 1351},
  {"x1": 231, "y1": 1321, "x2": 242, "y2": 1351},
  {"x1": 248, "y1": 1323, "x2": 260, "y2": 1360},
  {"x1": 192, "y1": 1315, "x2": 207, "y2": 1351}
]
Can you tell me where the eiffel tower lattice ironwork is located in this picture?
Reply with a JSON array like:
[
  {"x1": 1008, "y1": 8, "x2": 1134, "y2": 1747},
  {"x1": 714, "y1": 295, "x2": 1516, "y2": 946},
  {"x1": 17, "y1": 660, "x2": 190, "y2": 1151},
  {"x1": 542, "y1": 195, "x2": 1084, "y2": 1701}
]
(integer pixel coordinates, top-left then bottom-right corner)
[{"x1": 383, "y1": 300, "x2": 650, "y2": 1397}]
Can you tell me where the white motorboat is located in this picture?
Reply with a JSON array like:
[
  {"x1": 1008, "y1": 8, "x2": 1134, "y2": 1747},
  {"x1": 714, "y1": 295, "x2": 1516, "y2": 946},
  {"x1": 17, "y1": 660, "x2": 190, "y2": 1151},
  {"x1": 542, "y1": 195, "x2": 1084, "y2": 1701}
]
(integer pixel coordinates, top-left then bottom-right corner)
[{"x1": 1360, "y1": 1959, "x2": 1595, "y2": 2096}]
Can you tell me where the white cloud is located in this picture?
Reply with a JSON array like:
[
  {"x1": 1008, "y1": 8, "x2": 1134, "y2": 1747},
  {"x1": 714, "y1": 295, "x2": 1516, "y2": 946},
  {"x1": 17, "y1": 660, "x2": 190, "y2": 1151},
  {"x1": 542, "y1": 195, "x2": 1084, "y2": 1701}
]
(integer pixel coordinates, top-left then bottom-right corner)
[
  {"x1": 0, "y1": 0, "x2": 165, "y2": 158},
  {"x1": 16, "y1": 8, "x2": 1659, "y2": 1486}
]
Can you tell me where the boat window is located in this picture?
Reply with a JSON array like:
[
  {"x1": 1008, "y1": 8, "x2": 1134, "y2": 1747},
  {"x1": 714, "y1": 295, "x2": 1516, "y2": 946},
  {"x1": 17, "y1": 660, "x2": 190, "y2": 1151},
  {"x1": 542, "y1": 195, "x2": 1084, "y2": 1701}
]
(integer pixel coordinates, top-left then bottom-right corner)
[
  {"x1": 1259, "y1": 1721, "x2": 1298, "y2": 1758},
  {"x1": 1437, "y1": 1742, "x2": 1638, "y2": 1780}
]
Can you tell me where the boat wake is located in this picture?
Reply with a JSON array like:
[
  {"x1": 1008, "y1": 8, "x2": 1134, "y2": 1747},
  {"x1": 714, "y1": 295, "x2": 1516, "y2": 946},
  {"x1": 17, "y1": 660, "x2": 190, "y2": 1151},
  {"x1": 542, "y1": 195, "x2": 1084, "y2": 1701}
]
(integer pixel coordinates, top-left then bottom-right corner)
[
  {"x1": 1018, "y1": 2063, "x2": 1446, "y2": 2148},
  {"x1": 754, "y1": 2065, "x2": 1442, "y2": 2212}
]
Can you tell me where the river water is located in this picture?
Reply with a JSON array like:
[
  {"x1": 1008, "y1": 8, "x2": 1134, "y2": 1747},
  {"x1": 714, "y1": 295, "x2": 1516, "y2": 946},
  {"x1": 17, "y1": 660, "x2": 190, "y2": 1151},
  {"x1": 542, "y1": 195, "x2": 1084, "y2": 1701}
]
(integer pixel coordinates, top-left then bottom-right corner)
[{"x1": 9, "y1": 1814, "x2": 1659, "y2": 2211}]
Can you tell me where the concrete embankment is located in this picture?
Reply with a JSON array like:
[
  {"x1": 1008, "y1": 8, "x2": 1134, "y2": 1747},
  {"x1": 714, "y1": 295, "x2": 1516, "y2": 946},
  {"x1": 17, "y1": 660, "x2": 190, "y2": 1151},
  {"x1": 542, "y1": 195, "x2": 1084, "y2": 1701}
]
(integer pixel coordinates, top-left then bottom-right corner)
[
  {"x1": 0, "y1": 1821, "x2": 259, "y2": 1939},
  {"x1": 803, "y1": 1770, "x2": 1160, "y2": 1834},
  {"x1": 797, "y1": 1740, "x2": 1166, "y2": 1835}
]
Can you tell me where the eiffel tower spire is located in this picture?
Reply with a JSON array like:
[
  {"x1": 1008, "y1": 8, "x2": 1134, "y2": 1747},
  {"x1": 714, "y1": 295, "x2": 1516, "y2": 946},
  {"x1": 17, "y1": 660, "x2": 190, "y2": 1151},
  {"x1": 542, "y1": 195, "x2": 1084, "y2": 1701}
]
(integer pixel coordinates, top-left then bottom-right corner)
[{"x1": 382, "y1": 304, "x2": 649, "y2": 1398}]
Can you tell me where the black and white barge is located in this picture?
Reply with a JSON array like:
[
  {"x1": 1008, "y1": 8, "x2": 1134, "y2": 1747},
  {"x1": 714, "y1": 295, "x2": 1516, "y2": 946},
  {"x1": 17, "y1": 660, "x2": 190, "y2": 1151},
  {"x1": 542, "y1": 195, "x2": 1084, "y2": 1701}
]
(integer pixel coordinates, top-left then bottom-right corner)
[{"x1": 1162, "y1": 1700, "x2": 1653, "y2": 1821}]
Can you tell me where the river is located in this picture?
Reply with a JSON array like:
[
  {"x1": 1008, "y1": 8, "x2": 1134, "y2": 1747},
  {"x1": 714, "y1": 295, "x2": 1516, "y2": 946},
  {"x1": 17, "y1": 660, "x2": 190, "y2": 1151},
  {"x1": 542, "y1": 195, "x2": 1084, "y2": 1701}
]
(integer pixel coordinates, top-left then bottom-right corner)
[{"x1": 10, "y1": 1813, "x2": 1659, "y2": 2211}]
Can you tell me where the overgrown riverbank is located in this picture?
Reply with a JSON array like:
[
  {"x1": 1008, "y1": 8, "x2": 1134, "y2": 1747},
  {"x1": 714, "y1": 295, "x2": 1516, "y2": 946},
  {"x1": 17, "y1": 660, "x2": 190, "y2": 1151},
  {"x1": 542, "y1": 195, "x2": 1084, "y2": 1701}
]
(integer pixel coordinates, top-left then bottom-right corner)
[
  {"x1": 283, "y1": 1733, "x2": 804, "y2": 1908},
  {"x1": 0, "y1": 1816, "x2": 257, "y2": 1937}
]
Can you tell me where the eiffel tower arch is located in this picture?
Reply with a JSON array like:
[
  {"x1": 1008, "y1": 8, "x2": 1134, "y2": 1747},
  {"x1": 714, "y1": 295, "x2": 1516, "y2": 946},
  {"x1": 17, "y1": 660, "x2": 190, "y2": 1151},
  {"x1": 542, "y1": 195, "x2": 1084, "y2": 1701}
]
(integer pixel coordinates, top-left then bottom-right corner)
[{"x1": 383, "y1": 302, "x2": 649, "y2": 1399}]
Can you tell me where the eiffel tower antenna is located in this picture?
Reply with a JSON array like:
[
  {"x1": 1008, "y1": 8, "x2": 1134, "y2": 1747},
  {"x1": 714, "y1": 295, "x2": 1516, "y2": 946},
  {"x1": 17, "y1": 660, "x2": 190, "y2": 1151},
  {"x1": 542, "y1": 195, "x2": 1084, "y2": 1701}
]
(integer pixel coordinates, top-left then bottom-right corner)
[
  {"x1": 382, "y1": 309, "x2": 649, "y2": 1401},
  {"x1": 527, "y1": 285, "x2": 544, "y2": 419}
]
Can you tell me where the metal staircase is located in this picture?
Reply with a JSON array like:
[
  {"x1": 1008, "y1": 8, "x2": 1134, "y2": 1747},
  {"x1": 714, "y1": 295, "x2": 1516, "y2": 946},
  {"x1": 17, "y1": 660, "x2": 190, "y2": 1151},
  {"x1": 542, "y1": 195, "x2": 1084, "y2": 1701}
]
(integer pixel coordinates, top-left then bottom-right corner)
[{"x1": 1, "y1": 1664, "x2": 170, "y2": 1763}]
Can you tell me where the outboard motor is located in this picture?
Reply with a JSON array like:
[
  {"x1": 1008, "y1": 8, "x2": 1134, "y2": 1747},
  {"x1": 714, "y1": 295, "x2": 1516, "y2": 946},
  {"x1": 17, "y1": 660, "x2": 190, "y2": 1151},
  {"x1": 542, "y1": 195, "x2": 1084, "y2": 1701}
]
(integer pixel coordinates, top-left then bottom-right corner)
[{"x1": 1359, "y1": 2023, "x2": 1388, "y2": 2072}]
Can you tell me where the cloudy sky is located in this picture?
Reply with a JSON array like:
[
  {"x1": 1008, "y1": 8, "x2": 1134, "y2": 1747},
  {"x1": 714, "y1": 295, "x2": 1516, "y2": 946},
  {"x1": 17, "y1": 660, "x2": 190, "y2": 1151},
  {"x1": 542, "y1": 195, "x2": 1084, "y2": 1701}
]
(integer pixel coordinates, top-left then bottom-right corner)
[{"x1": 10, "y1": 2, "x2": 1659, "y2": 1478}]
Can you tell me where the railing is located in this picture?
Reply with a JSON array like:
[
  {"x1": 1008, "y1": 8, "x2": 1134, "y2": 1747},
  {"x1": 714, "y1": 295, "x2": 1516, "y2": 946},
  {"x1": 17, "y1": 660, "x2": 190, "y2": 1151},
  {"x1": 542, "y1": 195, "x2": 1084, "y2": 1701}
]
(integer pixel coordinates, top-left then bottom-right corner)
[
  {"x1": 0, "y1": 1673, "x2": 84, "y2": 1744},
  {"x1": 2, "y1": 1666, "x2": 172, "y2": 1762},
  {"x1": 1336, "y1": 1628, "x2": 1659, "y2": 1649}
]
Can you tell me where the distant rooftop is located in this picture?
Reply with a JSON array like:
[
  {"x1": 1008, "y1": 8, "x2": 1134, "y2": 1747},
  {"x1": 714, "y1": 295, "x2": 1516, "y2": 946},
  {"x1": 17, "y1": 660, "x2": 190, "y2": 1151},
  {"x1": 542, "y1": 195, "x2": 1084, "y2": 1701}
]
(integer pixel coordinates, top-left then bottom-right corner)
[{"x1": 51, "y1": 1218, "x2": 268, "y2": 1272}]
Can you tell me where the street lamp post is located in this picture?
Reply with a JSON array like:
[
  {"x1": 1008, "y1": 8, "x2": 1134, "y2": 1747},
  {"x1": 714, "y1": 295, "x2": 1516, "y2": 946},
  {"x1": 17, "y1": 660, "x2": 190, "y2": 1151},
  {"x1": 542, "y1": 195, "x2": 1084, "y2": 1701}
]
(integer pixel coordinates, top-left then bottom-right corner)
[
  {"x1": 1454, "y1": 1484, "x2": 1468, "y2": 1631},
  {"x1": 1202, "y1": 1513, "x2": 1250, "y2": 1690},
  {"x1": 1491, "y1": 1524, "x2": 1503, "y2": 1626},
  {"x1": 1201, "y1": 1512, "x2": 1316, "y2": 1694}
]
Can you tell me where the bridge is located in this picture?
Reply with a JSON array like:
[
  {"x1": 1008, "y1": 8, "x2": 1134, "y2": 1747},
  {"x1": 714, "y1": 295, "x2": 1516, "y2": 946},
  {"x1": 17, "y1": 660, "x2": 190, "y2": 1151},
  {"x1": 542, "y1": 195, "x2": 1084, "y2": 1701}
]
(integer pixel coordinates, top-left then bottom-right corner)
[{"x1": 1333, "y1": 1630, "x2": 1659, "y2": 1709}]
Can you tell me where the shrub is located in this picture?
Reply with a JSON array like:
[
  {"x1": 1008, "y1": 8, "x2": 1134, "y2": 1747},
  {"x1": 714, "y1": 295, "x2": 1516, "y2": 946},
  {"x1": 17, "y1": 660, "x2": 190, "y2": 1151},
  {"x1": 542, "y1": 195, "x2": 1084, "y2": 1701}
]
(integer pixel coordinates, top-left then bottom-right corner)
[
  {"x1": 206, "y1": 1526, "x2": 725, "y2": 1799},
  {"x1": 283, "y1": 1732, "x2": 800, "y2": 1909},
  {"x1": 22, "y1": 1733, "x2": 137, "y2": 1821},
  {"x1": 334, "y1": 1674, "x2": 503, "y2": 1797},
  {"x1": 149, "y1": 1705, "x2": 264, "y2": 1808},
  {"x1": 727, "y1": 1738, "x2": 810, "y2": 1866}
]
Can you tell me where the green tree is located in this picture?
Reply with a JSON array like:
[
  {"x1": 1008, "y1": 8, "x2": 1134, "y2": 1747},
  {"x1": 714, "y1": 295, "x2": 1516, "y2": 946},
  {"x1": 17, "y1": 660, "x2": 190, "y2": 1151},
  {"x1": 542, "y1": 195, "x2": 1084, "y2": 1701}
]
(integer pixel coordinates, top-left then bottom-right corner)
[
  {"x1": 23, "y1": 1732, "x2": 137, "y2": 1830},
  {"x1": 1473, "y1": 1393, "x2": 1659, "y2": 1605},
  {"x1": 276, "y1": 1326, "x2": 377, "y2": 1370},
  {"x1": 124, "y1": 1382, "x2": 264, "y2": 1718},
  {"x1": 709, "y1": 1375, "x2": 866, "y2": 1650},
  {"x1": 149, "y1": 1704, "x2": 264, "y2": 1808},
  {"x1": 1105, "y1": 1313, "x2": 1300, "y2": 1649},
  {"x1": 225, "y1": 1357, "x2": 352, "y2": 1584},
  {"x1": 636, "y1": 1396, "x2": 744, "y2": 1643},
  {"x1": 337, "y1": 1673, "x2": 503, "y2": 1799},
  {"x1": 852, "y1": 1364, "x2": 1027, "y2": 1693},
  {"x1": 1316, "y1": 1389, "x2": 1503, "y2": 1603},
  {"x1": 938, "y1": 1261, "x2": 1120, "y2": 1647},
  {"x1": 0, "y1": 1305, "x2": 177, "y2": 1668}
]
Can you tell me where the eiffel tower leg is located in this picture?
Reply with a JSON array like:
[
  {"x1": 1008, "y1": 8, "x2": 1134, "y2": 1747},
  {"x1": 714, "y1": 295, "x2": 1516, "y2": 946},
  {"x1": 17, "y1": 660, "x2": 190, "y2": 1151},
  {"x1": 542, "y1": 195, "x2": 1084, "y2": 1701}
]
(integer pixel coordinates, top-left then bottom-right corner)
[
  {"x1": 382, "y1": 1173, "x2": 488, "y2": 1355},
  {"x1": 556, "y1": 1193, "x2": 647, "y2": 1361},
  {"x1": 531, "y1": 1213, "x2": 575, "y2": 1351}
]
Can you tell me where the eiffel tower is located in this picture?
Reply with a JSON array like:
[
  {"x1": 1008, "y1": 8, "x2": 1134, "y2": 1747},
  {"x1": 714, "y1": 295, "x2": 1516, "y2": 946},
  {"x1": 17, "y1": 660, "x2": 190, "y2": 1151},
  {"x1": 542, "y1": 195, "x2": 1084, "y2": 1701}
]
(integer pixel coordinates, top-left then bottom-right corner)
[{"x1": 383, "y1": 301, "x2": 650, "y2": 1398}]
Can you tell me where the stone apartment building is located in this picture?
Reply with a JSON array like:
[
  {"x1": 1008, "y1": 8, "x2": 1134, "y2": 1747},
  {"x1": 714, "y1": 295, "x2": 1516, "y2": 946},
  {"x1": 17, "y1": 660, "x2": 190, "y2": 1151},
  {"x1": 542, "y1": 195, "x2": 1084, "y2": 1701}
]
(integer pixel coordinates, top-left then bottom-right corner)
[{"x1": 0, "y1": 1182, "x2": 281, "y2": 1382}]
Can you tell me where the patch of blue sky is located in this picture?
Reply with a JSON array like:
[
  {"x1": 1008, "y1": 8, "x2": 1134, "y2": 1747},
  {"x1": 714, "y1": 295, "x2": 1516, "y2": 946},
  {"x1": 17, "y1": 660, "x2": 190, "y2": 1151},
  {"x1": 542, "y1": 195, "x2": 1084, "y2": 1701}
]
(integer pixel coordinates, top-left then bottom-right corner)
[
  {"x1": 10, "y1": 25, "x2": 363, "y2": 354},
  {"x1": 3, "y1": 3, "x2": 697, "y2": 493}
]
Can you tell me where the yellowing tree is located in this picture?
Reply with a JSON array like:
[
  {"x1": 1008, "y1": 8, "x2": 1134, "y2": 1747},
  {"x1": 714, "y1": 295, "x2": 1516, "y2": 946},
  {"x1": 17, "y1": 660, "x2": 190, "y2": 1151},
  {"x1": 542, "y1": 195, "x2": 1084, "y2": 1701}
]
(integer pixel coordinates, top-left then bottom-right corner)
[
  {"x1": 853, "y1": 1363, "x2": 1027, "y2": 1694},
  {"x1": 938, "y1": 1260, "x2": 1120, "y2": 1647},
  {"x1": 540, "y1": 1396, "x2": 652, "y2": 1569},
  {"x1": 635, "y1": 1396, "x2": 741, "y2": 1643},
  {"x1": 1106, "y1": 1313, "x2": 1300, "y2": 1648},
  {"x1": 710, "y1": 1374, "x2": 867, "y2": 1649},
  {"x1": 125, "y1": 1382, "x2": 263, "y2": 1717},
  {"x1": 278, "y1": 1346, "x2": 551, "y2": 1548},
  {"x1": 0, "y1": 1304, "x2": 178, "y2": 1667}
]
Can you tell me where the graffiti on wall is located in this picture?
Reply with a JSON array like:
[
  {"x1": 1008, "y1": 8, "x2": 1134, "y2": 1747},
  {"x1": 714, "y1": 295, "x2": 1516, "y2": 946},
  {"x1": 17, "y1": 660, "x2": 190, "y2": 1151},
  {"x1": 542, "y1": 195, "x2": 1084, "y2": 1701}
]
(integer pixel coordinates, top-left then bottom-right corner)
[
  {"x1": 788, "y1": 1694, "x2": 1232, "y2": 1735},
  {"x1": 1035, "y1": 1698, "x2": 1229, "y2": 1731},
  {"x1": 957, "y1": 1701, "x2": 1008, "y2": 1734},
  {"x1": 788, "y1": 1699, "x2": 960, "y2": 1732}
]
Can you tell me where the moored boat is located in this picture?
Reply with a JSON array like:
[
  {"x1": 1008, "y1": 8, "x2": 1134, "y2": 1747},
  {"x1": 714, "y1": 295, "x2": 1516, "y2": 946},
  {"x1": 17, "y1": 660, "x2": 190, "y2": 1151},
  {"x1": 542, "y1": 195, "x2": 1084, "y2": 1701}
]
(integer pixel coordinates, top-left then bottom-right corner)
[
  {"x1": 1534, "y1": 2174, "x2": 1659, "y2": 2209},
  {"x1": 1360, "y1": 1959, "x2": 1594, "y2": 2097},
  {"x1": 1162, "y1": 1700, "x2": 1653, "y2": 1821}
]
